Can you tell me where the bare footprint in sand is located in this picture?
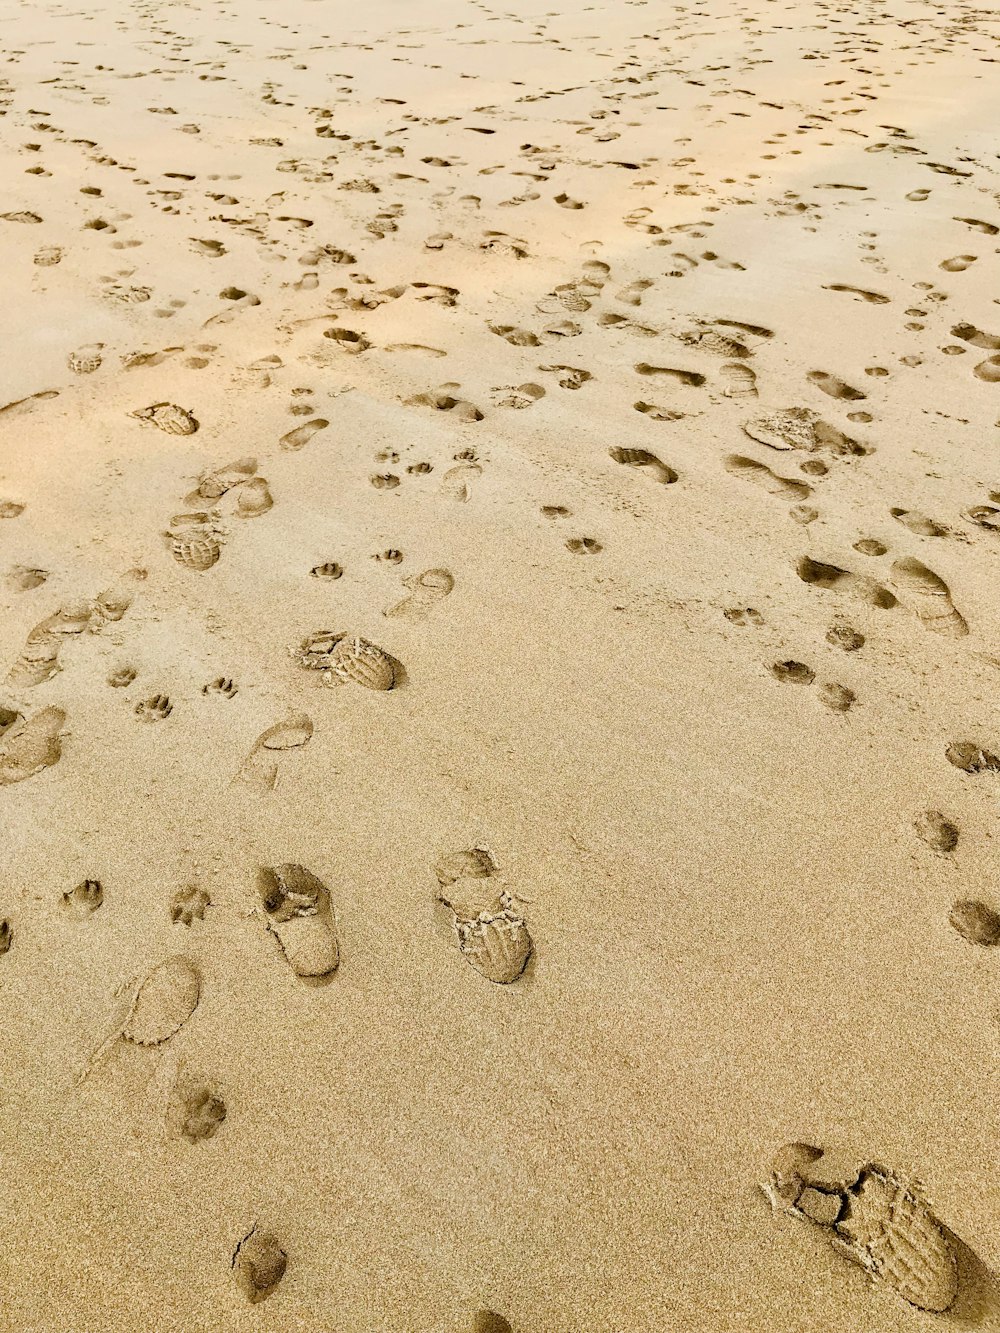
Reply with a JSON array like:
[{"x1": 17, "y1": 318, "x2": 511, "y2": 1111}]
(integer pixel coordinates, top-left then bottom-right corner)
[
  {"x1": 258, "y1": 864, "x2": 339, "y2": 982},
  {"x1": 280, "y1": 419, "x2": 329, "y2": 451},
  {"x1": 798, "y1": 556, "x2": 896, "y2": 609},
  {"x1": 725, "y1": 455, "x2": 811, "y2": 501},
  {"x1": 807, "y1": 371, "x2": 865, "y2": 401},
  {"x1": 890, "y1": 557, "x2": 968, "y2": 637},
  {"x1": 0, "y1": 706, "x2": 66, "y2": 785},
  {"x1": 609, "y1": 447, "x2": 677, "y2": 484},
  {"x1": 78, "y1": 956, "x2": 201, "y2": 1082},
  {"x1": 384, "y1": 569, "x2": 454, "y2": 621},
  {"x1": 434, "y1": 848, "x2": 532, "y2": 984},
  {"x1": 232, "y1": 1227, "x2": 287, "y2": 1304}
]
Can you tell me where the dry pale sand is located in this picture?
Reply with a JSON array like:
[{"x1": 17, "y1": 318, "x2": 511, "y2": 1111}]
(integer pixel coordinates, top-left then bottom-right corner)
[{"x1": 1, "y1": 0, "x2": 999, "y2": 1327}]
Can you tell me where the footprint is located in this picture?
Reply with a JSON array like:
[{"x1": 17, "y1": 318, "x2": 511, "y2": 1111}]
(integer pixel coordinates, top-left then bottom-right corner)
[
  {"x1": 762, "y1": 1144, "x2": 958, "y2": 1314},
  {"x1": 954, "y1": 218, "x2": 999, "y2": 235},
  {"x1": 258, "y1": 864, "x2": 339, "y2": 982},
  {"x1": 108, "y1": 666, "x2": 137, "y2": 688},
  {"x1": 166, "y1": 1073, "x2": 227, "y2": 1142},
  {"x1": 171, "y1": 885, "x2": 211, "y2": 926},
  {"x1": 915, "y1": 809, "x2": 959, "y2": 853},
  {"x1": 771, "y1": 661, "x2": 815, "y2": 685},
  {"x1": 384, "y1": 568, "x2": 454, "y2": 621},
  {"x1": 441, "y1": 463, "x2": 482, "y2": 502},
  {"x1": 0, "y1": 706, "x2": 66, "y2": 785},
  {"x1": 78, "y1": 956, "x2": 201, "y2": 1082},
  {"x1": 135, "y1": 695, "x2": 173, "y2": 723},
  {"x1": 187, "y1": 457, "x2": 257, "y2": 505},
  {"x1": 940, "y1": 255, "x2": 977, "y2": 272},
  {"x1": 566, "y1": 537, "x2": 602, "y2": 555},
  {"x1": 237, "y1": 714, "x2": 313, "y2": 792},
  {"x1": 724, "y1": 607, "x2": 764, "y2": 627},
  {"x1": 406, "y1": 390, "x2": 483, "y2": 421},
  {"x1": 615, "y1": 279, "x2": 654, "y2": 306},
  {"x1": 131, "y1": 402, "x2": 198, "y2": 435},
  {"x1": 62, "y1": 879, "x2": 103, "y2": 919},
  {"x1": 488, "y1": 323, "x2": 540, "y2": 347},
  {"x1": 280, "y1": 418, "x2": 329, "y2": 452},
  {"x1": 434, "y1": 849, "x2": 532, "y2": 984},
  {"x1": 491, "y1": 383, "x2": 545, "y2": 409},
  {"x1": 677, "y1": 328, "x2": 750, "y2": 358},
  {"x1": 203, "y1": 677, "x2": 237, "y2": 698},
  {"x1": 634, "y1": 364, "x2": 706, "y2": 387},
  {"x1": 743, "y1": 409, "x2": 866, "y2": 457},
  {"x1": 822, "y1": 284, "x2": 890, "y2": 304},
  {"x1": 538, "y1": 364, "x2": 591, "y2": 390},
  {"x1": 890, "y1": 557, "x2": 968, "y2": 637},
  {"x1": 232, "y1": 1227, "x2": 287, "y2": 1305},
  {"x1": 806, "y1": 371, "x2": 865, "y2": 401},
  {"x1": 974, "y1": 356, "x2": 1000, "y2": 383},
  {"x1": 818, "y1": 682, "x2": 856, "y2": 713},
  {"x1": 633, "y1": 402, "x2": 685, "y2": 421},
  {"x1": 797, "y1": 556, "x2": 896, "y2": 609},
  {"x1": 945, "y1": 741, "x2": 1000, "y2": 774},
  {"x1": 7, "y1": 566, "x2": 48, "y2": 592},
  {"x1": 234, "y1": 478, "x2": 273, "y2": 518},
  {"x1": 311, "y1": 562, "x2": 343, "y2": 580},
  {"x1": 721, "y1": 363, "x2": 758, "y2": 399},
  {"x1": 474, "y1": 1315, "x2": 514, "y2": 1333},
  {"x1": 725, "y1": 455, "x2": 811, "y2": 501},
  {"x1": 890, "y1": 508, "x2": 948, "y2": 537},
  {"x1": 609, "y1": 447, "x2": 677, "y2": 484},
  {"x1": 165, "y1": 513, "x2": 225, "y2": 571}
]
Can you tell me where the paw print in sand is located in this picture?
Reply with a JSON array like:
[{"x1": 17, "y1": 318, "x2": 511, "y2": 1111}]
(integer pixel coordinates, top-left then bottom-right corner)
[
  {"x1": 171, "y1": 885, "x2": 211, "y2": 926},
  {"x1": 136, "y1": 694, "x2": 173, "y2": 722}
]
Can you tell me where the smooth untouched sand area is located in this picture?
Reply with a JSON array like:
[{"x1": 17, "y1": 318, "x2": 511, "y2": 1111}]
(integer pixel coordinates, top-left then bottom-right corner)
[{"x1": 0, "y1": 0, "x2": 999, "y2": 1328}]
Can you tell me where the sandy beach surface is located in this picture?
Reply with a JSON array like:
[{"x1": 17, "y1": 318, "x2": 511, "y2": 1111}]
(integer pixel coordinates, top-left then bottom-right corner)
[{"x1": 1, "y1": 0, "x2": 999, "y2": 1328}]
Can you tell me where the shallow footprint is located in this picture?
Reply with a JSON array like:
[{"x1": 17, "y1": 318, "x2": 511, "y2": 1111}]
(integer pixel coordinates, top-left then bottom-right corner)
[
  {"x1": 258, "y1": 864, "x2": 339, "y2": 982},
  {"x1": 280, "y1": 418, "x2": 329, "y2": 452},
  {"x1": 384, "y1": 568, "x2": 454, "y2": 621},
  {"x1": 725, "y1": 455, "x2": 811, "y2": 501},
  {"x1": 441, "y1": 463, "x2": 483, "y2": 502},
  {"x1": 806, "y1": 371, "x2": 865, "y2": 401},
  {"x1": 0, "y1": 706, "x2": 66, "y2": 785},
  {"x1": 798, "y1": 556, "x2": 896, "y2": 609},
  {"x1": 236, "y1": 714, "x2": 314, "y2": 792},
  {"x1": 890, "y1": 557, "x2": 968, "y2": 637}
]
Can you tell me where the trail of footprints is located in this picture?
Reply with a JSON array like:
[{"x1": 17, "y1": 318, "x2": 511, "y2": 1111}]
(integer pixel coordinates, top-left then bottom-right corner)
[{"x1": 3, "y1": 0, "x2": 1000, "y2": 1320}]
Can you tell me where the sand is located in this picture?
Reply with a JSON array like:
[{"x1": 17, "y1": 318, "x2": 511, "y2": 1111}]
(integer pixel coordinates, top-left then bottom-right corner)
[{"x1": 1, "y1": 0, "x2": 999, "y2": 1327}]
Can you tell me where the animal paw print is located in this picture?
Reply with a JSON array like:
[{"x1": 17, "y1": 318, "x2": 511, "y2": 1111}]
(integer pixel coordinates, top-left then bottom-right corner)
[
  {"x1": 171, "y1": 885, "x2": 211, "y2": 925},
  {"x1": 203, "y1": 677, "x2": 237, "y2": 698},
  {"x1": 135, "y1": 694, "x2": 172, "y2": 722},
  {"x1": 108, "y1": 665, "x2": 137, "y2": 688},
  {"x1": 62, "y1": 879, "x2": 104, "y2": 917},
  {"x1": 566, "y1": 537, "x2": 603, "y2": 555}
]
